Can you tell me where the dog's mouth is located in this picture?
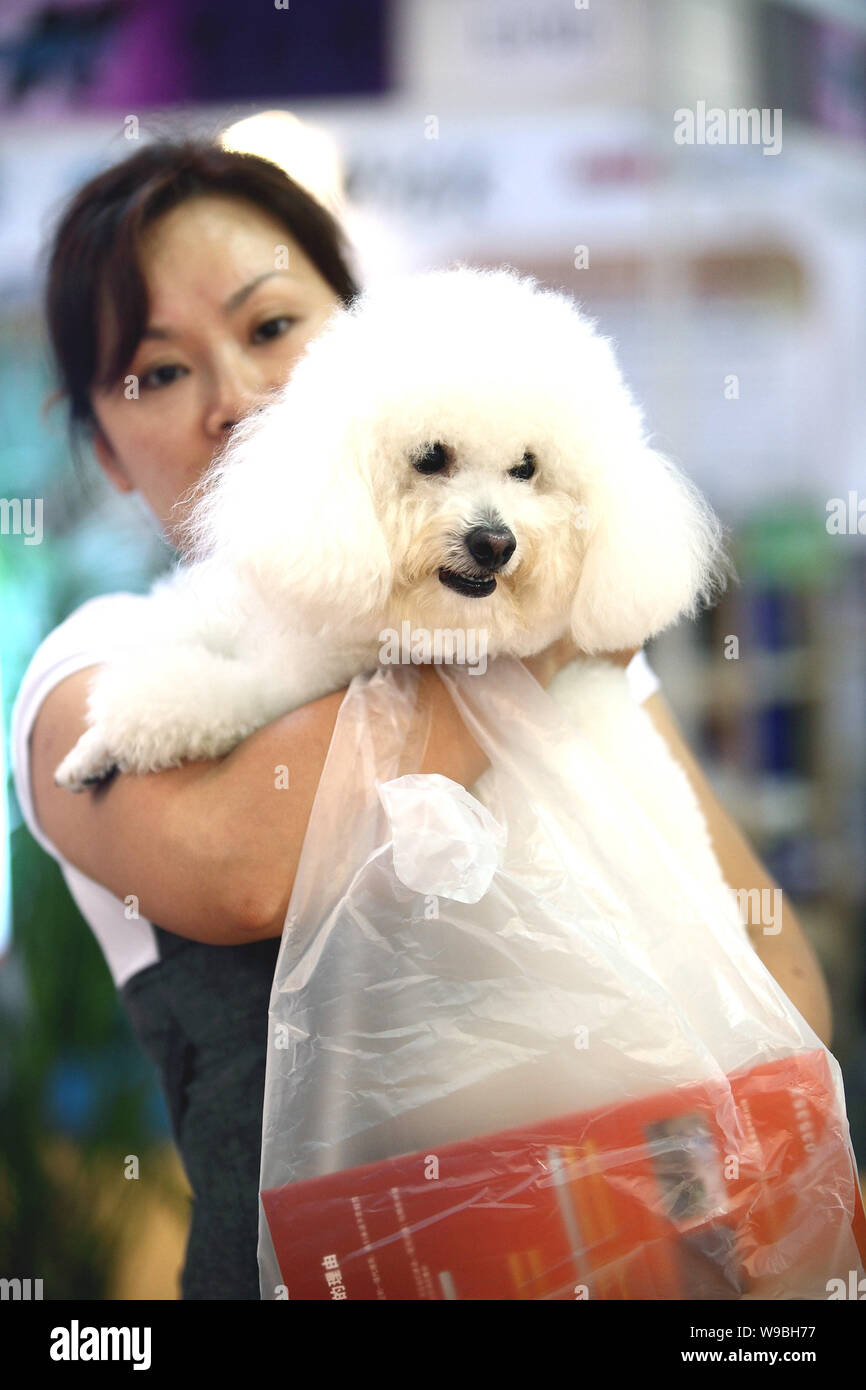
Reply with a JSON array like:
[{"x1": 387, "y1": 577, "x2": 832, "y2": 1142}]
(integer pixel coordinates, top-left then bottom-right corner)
[{"x1": 438, "y1": 567, "x2": 497, "y2": 598}]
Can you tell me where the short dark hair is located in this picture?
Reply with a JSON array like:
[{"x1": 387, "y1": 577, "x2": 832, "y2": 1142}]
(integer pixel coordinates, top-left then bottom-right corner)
[{"x1": 43, "y1": 138, "x2": 361, "y2": 455}]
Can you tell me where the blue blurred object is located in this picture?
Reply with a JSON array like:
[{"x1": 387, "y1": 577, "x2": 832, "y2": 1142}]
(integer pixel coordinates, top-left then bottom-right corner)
[
  {"x1": 44, "y1": 1055, "x2": 100, "y2": 1137},
  {"x1": 757, "y1": 702, "x2": 810, "y2": 774},
  {"x1": 750, "y1": 587, "x2": 805, "y2": 651},
  {"x1": 43, "y1": 1046, "x2": 172, "y2": 1140}
]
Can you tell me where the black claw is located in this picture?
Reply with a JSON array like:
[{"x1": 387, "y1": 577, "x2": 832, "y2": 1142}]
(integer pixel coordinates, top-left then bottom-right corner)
[{"x1": 81, "y1": 764, "x2": 119, "y2": 786}]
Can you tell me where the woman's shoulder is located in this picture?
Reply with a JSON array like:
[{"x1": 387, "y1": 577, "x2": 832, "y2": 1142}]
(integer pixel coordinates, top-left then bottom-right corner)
[
  {"x1": 12, "y1": 590, "x2": 149, "y2": 721},
  {"x1": 30, "y1": 590, "x2": 151, "y2": 657}
]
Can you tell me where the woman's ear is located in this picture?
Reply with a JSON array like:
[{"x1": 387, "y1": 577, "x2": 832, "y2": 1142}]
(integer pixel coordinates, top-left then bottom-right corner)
[{"x1": 570, "y1": 447, "x2": 731, "y2": 655}]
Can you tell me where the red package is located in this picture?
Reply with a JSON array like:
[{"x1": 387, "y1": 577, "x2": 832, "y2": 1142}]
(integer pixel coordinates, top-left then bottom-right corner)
[{"x1": 262, "y1": 1048, "x2": 866, "y2": 1301}]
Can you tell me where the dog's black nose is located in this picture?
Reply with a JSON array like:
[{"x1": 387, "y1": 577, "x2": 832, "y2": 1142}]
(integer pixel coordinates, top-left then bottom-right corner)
[{"x1": 464, "y1": 525, "x2": 516, "y2": 571}]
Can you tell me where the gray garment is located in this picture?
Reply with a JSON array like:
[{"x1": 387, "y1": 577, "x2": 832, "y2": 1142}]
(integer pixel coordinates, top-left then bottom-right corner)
[{"x1": 120, "y1": 923, "x2": 280, "y2": 1300}]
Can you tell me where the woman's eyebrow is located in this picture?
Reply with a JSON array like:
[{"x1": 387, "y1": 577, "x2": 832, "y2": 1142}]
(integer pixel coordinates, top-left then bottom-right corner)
[
  {"x1": 141, "y1": 271, "x2": 301, "y2": 340},
  {"x1": 223, "y1": 270, "x2": 299, "y2": 314}
]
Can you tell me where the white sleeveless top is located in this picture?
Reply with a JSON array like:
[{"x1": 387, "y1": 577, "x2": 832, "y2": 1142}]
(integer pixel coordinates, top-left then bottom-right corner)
[{"x1": 10, "y1": 593, "x2": 661, "y2": 989}]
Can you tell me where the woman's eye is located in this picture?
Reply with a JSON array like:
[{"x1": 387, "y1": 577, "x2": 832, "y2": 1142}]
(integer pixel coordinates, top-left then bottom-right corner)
[
  {"x1": 509, "y1": 450, "x2": 536, "y2": 480},
  {"x1": 413, "y1": 441, "x2": 449, "y2": 474},
  {"x1": 252, "y1": 316, "x2": 297, "y2": 343},
  {"x1": 140, "y1": 363, "x2": 187, "y2": 391}
]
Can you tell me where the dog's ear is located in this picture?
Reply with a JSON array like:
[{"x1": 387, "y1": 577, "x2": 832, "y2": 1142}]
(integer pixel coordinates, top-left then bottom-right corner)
[
  {"x1": 569, "y1": 446, "x2": 730, "y2": 655},
  {"x1": 183, "y1": 387, "x2": 393, "y2": 631}
]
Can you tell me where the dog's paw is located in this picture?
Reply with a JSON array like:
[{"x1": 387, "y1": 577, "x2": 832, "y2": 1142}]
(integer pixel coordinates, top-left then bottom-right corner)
[{"x1": 54, "y1": 728, "x2": 119, "y2": 792}]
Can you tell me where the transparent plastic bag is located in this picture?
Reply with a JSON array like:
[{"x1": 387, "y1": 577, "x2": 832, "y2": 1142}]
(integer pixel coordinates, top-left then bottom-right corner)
[{"x1": 257, "y1": 657, "x2": 866, "y2": 1301}]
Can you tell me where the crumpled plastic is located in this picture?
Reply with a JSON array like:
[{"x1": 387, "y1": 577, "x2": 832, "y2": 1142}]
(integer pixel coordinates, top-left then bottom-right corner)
[
  {"x1": 376, "y1": 773, "x2": 507, "y2": 903},
  {"x1": 257, "y1": 656, "x2": 866, "y2": 1301}
]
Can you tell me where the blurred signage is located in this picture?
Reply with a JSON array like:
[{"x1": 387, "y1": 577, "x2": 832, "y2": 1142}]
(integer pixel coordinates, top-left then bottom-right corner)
[
  {"x1": 397, "y1": 0, "x2": 649, "y2": 108},
  {"x1": 0, "y1": 0, "x2": 390, "y2": 112},
  {"x1": 338, "y1": 109, "x2": 659, "y2": 244}
]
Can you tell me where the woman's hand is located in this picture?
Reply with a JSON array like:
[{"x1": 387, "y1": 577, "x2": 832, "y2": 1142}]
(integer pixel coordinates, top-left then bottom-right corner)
[
  {"x1": 604, "y1": 645, "x2": 642, "y2": 669},
  {"x1": 524, "y1": 636, "x2": 641, "y2": 689}
]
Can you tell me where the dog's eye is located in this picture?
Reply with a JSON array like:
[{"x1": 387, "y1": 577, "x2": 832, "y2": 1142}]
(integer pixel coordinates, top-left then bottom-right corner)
[
  {"x1": 413, "y1": 442, "x2": 449, "y2": 475},
  {"x1": 509, "y1": 450, "x2": 536, "y2": 480}
]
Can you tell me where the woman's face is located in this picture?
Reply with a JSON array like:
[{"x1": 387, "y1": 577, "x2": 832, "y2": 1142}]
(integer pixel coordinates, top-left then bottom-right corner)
[{"x1": 89, "y1": 194, "x2": 344, "y2": 546}]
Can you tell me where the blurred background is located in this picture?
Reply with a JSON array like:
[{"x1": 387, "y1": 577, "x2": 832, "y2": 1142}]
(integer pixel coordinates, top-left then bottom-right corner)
[{"x1": 1, "y1": 0, "x2": 864, "y2": 1298}]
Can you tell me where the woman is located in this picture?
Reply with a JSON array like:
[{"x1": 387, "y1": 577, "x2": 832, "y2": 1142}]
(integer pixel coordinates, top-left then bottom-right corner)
[{"x1": 11, "y1": 139, "x2": 832, "y2": 1300}]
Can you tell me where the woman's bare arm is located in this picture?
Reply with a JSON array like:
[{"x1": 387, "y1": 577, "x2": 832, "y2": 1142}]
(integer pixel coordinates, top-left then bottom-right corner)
[
  {"x1": 29, "y1": 645, "x2": 568, "y2": 947},
  {"x1": 642, "y1": 690, "x2": 834, "y2": 1048}
]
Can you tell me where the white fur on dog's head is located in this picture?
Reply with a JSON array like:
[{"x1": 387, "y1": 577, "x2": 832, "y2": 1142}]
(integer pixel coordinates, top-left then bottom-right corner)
[{"x1": 183, "y1": 265, "x2": 729, "y2": 656}]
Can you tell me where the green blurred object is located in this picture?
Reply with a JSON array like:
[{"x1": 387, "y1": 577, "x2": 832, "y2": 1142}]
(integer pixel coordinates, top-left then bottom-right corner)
[
  {"x1": 0, "y1": 312, "x2": 178, "y2": 1298},
  {"x1": 0, "y1": 832, "x2": 188, "y2": 1297},
  {"x1": 737, "y1": 497, "x2": 845, "y2": 587}
]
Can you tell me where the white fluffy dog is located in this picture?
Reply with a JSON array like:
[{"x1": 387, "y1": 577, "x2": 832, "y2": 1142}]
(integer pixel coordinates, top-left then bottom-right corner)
[{"x1": 55, "y1": 265, "x2": 730, "y2": 877}]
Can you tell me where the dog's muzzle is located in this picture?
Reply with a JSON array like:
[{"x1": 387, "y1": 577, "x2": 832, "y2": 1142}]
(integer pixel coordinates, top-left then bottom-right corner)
[{"x1": 439, "y1": 524, "x2": 516, "y2": 598}]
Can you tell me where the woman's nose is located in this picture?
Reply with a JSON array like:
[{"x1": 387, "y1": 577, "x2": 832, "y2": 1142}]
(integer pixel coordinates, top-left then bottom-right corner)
[{"x1": 203, "y1": 359, "x2": 275, "y2": 439}]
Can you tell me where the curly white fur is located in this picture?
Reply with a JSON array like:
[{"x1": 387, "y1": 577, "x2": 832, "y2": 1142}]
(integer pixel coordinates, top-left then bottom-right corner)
[{"x1": 55, "y1": 262, "x2": 732, "y2": 865}]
